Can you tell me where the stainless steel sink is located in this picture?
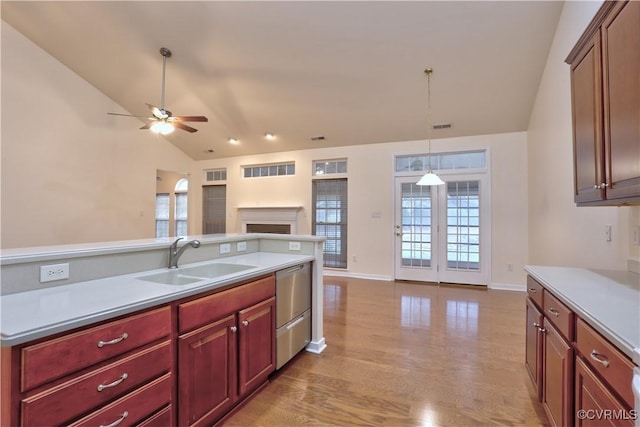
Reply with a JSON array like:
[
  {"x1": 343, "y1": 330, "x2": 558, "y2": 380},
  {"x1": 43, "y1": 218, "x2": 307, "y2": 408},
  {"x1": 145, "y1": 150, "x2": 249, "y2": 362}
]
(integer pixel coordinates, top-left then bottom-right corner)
[
  {"x1": 180, "y1": 263, "x2": 256, "y2": 278},
  {"x1": 137, "y1": 263, "x2": 256, "y2": 285}
]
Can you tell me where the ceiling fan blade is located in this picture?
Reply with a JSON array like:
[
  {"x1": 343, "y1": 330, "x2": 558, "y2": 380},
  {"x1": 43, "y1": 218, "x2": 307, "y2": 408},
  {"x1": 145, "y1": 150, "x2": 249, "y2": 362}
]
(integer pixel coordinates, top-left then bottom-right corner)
[
  {"x1": 145, "y1": 103, "x2": 170, "y2": 120},
  {"x1": 172, "y1": 116, "x2": 208, "y2": 122},
  {"x1": 107, "y1": 112, "x2": 150, "y2": 118},
  {"x1": 139, "y1": 122, "x2": 155, "y2": 130},
  {"x1": 173, "y1": 122, "x2": 198, "y2": 133}
]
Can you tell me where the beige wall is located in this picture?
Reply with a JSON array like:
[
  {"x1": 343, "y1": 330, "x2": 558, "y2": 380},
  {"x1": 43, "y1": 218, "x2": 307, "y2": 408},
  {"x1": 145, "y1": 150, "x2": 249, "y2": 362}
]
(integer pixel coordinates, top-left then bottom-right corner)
[
  {"x1": 527, "y1": 1, "x2": 640, "y2": 271},
  {"x1": 194, "y1": 131, "x2": 529, "y2": 286},
  {"x1": 1, "y1": 23, "x2": 194, "y2": 249}
]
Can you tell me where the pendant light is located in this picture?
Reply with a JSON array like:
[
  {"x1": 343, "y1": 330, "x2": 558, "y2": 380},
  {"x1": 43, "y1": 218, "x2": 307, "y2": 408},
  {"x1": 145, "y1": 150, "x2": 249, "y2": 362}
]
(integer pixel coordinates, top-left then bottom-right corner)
[{"x1": 417, "y1": 68, "x2": 445, "y2": 186}]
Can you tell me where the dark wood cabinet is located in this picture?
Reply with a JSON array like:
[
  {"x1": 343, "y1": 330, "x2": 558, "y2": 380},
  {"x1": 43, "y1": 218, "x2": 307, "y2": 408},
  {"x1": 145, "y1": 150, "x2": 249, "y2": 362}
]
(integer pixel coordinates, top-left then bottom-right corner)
[
  {"x1": 542, "y1": 321, "x2": 574, "y2": 427},
  {"x1": 177, "y1": 275, "x2": 276, "y2": 427},
  {"x1": 567, "y1": 0, "x2": 640, "y2": 205},
  {"x1": 525, "y1": 298, "x2": 543, "y2": 401},
  {"x1": 178, "y1": 315, "x2": 237, "y2": 427},
  {"x1": 238, "y1": 297, "x2": 276, "y2": 397}
]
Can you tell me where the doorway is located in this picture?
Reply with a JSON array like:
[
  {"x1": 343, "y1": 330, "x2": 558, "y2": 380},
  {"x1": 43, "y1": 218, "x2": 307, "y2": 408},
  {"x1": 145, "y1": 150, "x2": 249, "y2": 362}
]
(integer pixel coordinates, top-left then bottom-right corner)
[{"x1": 394, "y1": 173, "x2": 490, "y2": 285}]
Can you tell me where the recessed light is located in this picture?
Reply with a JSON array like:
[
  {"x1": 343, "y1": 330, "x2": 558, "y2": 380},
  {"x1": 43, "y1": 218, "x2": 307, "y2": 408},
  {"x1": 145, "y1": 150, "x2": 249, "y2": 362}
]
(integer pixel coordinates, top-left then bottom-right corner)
[
  {"x1": 228, "y1": 137, "x2": 239, "y2": 145},
  {"x1": 264, "y1": 133, "x2": 275, "y2": 140},
  {"x1": 207, "y1": 149, "x2": 215, "y2": 153}
]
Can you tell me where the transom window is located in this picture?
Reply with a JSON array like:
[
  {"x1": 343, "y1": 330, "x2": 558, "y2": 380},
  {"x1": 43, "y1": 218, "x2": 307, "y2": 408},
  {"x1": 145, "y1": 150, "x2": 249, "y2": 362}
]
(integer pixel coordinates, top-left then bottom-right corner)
[{"x1": 395, "y1": 150, "x2": 486, "y2": 173}]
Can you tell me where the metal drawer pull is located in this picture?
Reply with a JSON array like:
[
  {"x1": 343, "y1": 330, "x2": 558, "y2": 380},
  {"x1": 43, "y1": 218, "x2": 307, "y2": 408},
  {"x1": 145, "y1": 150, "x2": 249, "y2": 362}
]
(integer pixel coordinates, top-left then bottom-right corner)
[
  {"x1": 242, "y1": 320, "x2": 249, "y2": 327},
  {"x1": 547, "y1": 307, "x2": 560, "y2": 317},
  {"x1": 529, "y1": 288, "x2": 537, "y2": 293},
  {"x1": 100, "y1": 411, "x2": 128, "y2": 427},
  {"x1": 230, "y1": 326, "x2": 237, "y2": 332},
  {"x1": 97, "y1": 333, "x2": 128, "y2": 348},
  {"x1": 287, "y1": 316, "x2": 306, "y2": 330},
  {"x1": 97, "y1": 373, "x2": 128, "y2": 392},
  {"x1": 590, "y1": 350, "x2": 610, "y2": 367}
]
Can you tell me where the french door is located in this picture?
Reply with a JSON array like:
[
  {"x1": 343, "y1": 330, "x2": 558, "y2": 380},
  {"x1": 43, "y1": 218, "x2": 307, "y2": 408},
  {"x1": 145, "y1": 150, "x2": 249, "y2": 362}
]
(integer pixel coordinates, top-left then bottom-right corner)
[{"x1": 394, "y1": 174, "x2": 489, "y2": 285}]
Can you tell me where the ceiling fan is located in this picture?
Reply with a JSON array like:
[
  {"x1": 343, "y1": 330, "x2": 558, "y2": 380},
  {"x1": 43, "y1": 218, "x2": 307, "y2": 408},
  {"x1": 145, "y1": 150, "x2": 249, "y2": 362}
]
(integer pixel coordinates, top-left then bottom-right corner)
[{"x1": 108, "y1": 47, "x2": 208, "y2": 134}]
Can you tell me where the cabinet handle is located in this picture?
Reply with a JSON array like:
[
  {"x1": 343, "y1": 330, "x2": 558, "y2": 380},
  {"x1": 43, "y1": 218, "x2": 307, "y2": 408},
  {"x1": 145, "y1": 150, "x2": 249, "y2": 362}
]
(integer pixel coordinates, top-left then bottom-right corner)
[
  {"x1": 533, "y1": 322, "x2": 540, "y2": 328},
  {"x1": 590, "y1": 350, "x2": 610, "y2": 368},
  {"x1": 100, "y1": 411, "x2": 128, "y2": 427},
  {"x1": 594, "y1": 183, "x2": 609, "y2": 189},
  {"x1": 547, "y1": 307, "x2": 560, "y2": 317},
  {"x1": 528, "y1": 288, "x2": 537, "y2": 293},
  {"x1": 230, "y1": 326, "x2": 237, "y2": 332},
  {"x1": 538, "y1": 327, "x2": 546, "y2": 333},
  {"x1": 242, "y1": 320, "x2": 249, "y2": 327},
  {"x1": 97, "y1": 333, "x2": 128, "y2": 348},
  {"x1": 97, "y1": 373, "x2": 128, "y2": 392}
]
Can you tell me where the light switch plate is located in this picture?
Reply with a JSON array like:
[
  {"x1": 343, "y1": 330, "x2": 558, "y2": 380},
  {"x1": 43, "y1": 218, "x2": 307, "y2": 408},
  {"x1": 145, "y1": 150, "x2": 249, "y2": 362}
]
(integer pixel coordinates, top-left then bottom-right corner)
[
  {"x1": 220, "y1": 243, "x2": 231, "y2": 254},
  {"x1": 237, "y1": 241, "x2": 247, "y2": 252},
  {"x1": 289, "y1": 241, "x2": 301, "y2": 251}
]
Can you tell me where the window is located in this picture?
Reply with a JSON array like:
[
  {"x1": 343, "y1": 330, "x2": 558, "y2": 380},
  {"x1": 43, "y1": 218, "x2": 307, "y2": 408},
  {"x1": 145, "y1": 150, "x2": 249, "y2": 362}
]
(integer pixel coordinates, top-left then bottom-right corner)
[
  {"x1": 312, "y1": 179, "x2": 348, "y2": 268},
  {"x1": 204, "y1": 168, "x2": 227, "y2": 182},
  {"x1": 155, "y1": 193, "x2": 170, "y2": 238},
  {"x1": 243, "y1": 162, "x2": 295, "y2": 178},
  {"x1": 395, "y1": 150, "x2": 486, "y2": 173},
  {"x1": 313, "y1": 159, "x2": 347, "y2": 176},
  {"x1": 174, "y1": 178, "x2": 188, "y2": 236},
  {"x1": 203, "y1": 185, "x2": 226, "y2": 234}
]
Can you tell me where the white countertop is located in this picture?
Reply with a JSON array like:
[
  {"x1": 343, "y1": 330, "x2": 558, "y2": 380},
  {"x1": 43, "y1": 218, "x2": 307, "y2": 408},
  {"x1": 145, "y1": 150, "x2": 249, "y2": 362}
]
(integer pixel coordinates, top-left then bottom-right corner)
[
  {"x1": 524, "y1": 265, "x2": 640, "y2": 365},
  {"x1": 1, "y1": 252, "x2": 314, "y2": 346}
]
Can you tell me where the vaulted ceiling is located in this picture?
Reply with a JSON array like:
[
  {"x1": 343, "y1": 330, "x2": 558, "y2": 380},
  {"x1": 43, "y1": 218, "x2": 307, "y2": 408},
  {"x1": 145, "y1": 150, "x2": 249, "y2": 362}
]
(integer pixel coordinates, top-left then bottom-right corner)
[{"x1": 1, "y1": 1, "x2": 564, "y2": 160}]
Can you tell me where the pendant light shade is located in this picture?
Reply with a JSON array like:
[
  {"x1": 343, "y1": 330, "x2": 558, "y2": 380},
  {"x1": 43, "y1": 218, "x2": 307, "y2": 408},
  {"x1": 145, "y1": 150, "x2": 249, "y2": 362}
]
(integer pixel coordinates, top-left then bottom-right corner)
[
  {"x1": 416, "y1": 171, "x2": 445, "y2": 186},
  {"x1": 417, "y1": 68, "x2": 444, "y2": 186}
]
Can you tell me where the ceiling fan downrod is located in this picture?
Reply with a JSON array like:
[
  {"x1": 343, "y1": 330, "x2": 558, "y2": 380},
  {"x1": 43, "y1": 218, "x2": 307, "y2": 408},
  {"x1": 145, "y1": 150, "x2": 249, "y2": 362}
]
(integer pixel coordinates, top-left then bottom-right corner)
[{"x1": 159, "y1": 47, "x2": 172, "y2": 112}]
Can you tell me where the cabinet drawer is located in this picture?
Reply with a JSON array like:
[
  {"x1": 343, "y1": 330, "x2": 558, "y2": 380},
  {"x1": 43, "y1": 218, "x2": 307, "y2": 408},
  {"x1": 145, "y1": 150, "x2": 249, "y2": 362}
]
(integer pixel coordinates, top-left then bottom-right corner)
[
  {"x1": 526, "y1": 276, "x2": 544, "y2": 308},
  {"x1": 575, "y1": 318, "x2": 635, "y2": 407},
  {"x1": 543, "y1": 290, "x2": 574, "y2": 341},
  {"x1": 68, "y1": 373, "x2": 172, "y2": 427},
  {"x1": 21, "y1": 306, "x2": 171, "y2": 392},
  {"x1": 179, "y1": 275, "x2": 275, "y2": 333},
  {"x1": 137, "y1": 405, "x2": 173, "y2": 427},
  {"x1": 21, "y1": 340, "x2": 171, "y2": 426}
]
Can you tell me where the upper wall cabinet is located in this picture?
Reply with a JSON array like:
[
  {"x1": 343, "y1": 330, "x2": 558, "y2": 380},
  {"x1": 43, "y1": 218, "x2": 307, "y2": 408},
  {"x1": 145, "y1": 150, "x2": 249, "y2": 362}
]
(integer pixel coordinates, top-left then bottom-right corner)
[{"x1": 566, "y1": 0, "x2": 640, "y2": 206}]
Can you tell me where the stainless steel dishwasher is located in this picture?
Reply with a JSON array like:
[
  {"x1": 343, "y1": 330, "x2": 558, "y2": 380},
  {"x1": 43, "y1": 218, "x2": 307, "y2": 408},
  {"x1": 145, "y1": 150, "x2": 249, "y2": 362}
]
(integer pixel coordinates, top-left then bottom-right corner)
[{"x1": 275, "y1": 263, "x2": 311, "y2": 369}]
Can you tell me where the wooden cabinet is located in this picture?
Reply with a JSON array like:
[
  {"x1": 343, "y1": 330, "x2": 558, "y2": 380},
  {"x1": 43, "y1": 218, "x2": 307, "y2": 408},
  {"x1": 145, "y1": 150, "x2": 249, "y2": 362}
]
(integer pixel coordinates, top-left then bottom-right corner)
[
  {"x1": 525, "y1": 297, "x2": 543, "y2": 401},
  {"x1": 575, "y1": 357, "x2": 634, "y2": 426},
  {"x1": 566, "y1": 0, "x2": 640, "y2": 205},
  {"x1": 10, "y1": 306, "x2": 173, "y2": 426},
  {"x1": 543, "y1": 321, "x2": 574, "y2": 427},
  {"x1": 177, "y1": 275, "x2": 276, "y2": 427}
]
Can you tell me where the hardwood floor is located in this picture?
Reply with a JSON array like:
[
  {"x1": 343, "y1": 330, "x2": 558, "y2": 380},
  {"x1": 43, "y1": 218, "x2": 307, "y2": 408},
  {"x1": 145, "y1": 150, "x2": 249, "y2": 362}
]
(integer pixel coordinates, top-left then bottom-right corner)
[{"x1": 223, "y1": 276, "x2": 549, "y2": 426}]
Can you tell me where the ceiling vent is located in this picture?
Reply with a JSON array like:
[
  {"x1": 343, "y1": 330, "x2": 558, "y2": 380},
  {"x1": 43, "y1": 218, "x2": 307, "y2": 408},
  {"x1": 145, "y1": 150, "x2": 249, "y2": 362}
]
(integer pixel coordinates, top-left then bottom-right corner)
[
  {"x1": 433, "y1": 123, "x2": 452, "y2": 129},
  {"x1": 310, "y1": 135, "x2": 326, "y2": 141}
]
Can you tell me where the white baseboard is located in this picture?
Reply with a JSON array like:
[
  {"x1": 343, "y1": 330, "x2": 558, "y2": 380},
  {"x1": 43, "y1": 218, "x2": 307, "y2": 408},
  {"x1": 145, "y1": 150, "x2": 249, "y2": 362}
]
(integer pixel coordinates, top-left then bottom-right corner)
[
  {"x1": 323, "y1": 270, "x2": 392, "y2": 282},
  {"x1": 489, "y1": 282, "x2": 526, "y2": 292}
]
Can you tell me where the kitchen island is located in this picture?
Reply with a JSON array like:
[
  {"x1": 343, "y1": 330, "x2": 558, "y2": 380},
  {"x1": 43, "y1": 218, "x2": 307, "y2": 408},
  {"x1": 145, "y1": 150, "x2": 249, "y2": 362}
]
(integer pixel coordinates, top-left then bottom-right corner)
[{"x1": 0, "y1": 233, "x2": 326, "y2": 426}]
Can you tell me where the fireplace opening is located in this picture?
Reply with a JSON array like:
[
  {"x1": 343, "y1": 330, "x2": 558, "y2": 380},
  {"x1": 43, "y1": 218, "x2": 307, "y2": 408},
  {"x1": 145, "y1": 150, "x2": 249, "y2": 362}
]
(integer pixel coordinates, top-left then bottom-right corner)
[{"x1": 246, "y1": 224, "x2": 291, "y2": 234}]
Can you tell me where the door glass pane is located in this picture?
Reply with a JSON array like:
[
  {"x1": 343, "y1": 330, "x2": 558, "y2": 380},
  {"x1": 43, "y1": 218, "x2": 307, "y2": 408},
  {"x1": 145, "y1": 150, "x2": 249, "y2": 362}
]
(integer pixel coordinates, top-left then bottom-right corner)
[
  {"x1": 400, "y1": 183, "x2": 431, "y2": 267},
  {"x1": 446, "y1": 181, "x2": 480, "y2": 270}
]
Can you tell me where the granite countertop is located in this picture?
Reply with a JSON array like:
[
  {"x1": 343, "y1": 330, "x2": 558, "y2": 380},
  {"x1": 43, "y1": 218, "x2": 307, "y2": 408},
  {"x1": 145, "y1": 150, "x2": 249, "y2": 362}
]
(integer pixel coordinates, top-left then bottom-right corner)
[
  {"x1": 524, "y1": 265, "x2": 640, "y2": 365},
  {"x1": 1, "y1": 252, "x2": 314, "y2": 346}
]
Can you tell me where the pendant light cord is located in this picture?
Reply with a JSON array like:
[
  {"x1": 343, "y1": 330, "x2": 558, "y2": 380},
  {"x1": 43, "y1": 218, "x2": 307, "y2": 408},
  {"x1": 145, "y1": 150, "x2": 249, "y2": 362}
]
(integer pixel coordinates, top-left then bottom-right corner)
[
  {"x1": 161, "y1": 54, "x2": 167, "y2": 111},
  {"x1": 425, "y1": 68, "x2": 433, "y2": 172}
]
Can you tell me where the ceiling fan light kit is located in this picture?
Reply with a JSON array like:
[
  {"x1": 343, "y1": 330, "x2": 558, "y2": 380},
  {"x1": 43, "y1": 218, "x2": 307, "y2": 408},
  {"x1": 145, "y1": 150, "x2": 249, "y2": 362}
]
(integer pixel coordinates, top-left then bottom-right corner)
[{"x1": 107, "y1": 47, "x2": 208, "y2": 134}]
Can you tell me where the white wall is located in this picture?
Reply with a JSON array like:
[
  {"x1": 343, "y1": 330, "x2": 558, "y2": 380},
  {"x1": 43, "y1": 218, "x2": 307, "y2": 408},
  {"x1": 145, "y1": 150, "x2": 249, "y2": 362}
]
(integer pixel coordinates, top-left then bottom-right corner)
[
  {"x1": 527, "y1": 1, "x2": 640, "y2": 271},
  {"x1": 1, "y1": 23, "x2": 194, "y2": 249},
  {"x1": 194, "y1": 131, "x2": 529, "y2": 287}
]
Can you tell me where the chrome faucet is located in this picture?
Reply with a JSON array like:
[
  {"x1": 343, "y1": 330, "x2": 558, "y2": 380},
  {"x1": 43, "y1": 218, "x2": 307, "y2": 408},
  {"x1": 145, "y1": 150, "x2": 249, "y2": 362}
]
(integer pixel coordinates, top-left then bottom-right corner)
[{"x1": 168, "y1": 237, "x2": 201, "y2": 269}]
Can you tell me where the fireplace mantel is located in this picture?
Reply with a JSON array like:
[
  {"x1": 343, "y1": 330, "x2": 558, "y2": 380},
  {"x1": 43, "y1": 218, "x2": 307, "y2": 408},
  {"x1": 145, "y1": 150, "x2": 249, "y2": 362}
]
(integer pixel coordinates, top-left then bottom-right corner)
[{"x1": 237, "y1": 206, "x2": 303, "y2": 234}]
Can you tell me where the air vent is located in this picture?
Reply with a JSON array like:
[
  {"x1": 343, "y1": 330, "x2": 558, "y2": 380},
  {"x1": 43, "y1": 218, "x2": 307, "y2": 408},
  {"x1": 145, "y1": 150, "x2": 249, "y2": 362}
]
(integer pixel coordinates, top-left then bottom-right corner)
[
  {"x1": 433, "y1": 123, "x2": 452, "y2": 129},
  {"x1": 310, "y1": 136, "x2": 326, "y2": 141}
]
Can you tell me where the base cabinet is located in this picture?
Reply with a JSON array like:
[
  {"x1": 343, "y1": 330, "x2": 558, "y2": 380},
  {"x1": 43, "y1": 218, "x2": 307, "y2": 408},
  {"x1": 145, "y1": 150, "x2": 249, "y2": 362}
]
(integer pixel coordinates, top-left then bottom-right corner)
[
  {"x1": 177, "y1": 275, "x2": 276, "y2": 427},
  {"x1": 542, "y1": 321, "x2": 574, "y2": 427},
  {"x1": 525, "y1": 298, "x2": 543, "y2": 401}
]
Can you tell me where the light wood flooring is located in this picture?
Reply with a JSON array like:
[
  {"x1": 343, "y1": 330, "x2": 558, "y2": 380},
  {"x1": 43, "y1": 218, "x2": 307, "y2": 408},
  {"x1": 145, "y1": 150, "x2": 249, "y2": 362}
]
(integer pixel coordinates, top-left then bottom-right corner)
[{"x1": 224, "y1": 276, "x2": 549, "y2": 426}]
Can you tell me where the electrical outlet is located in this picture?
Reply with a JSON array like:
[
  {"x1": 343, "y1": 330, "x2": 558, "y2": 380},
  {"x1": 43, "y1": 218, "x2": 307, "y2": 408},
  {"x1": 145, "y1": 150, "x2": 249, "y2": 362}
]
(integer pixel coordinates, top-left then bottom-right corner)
[
  {"x1": 40, "y1": 263, "x2": 70, "y2": 283},
  {"x1": 633, "y1": 226, "x2": 640, "y2": 246},
  {"x1": 237, "y1": 241, "x2": 247, "y2": 252},
  {"x1": 220, "y1": 243, "x2": 231, "y2": 254},
  {"x1": 289, "y1": 241, "x2": 301, "y2": 251}
]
